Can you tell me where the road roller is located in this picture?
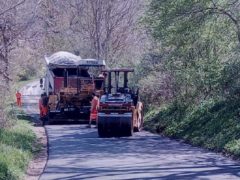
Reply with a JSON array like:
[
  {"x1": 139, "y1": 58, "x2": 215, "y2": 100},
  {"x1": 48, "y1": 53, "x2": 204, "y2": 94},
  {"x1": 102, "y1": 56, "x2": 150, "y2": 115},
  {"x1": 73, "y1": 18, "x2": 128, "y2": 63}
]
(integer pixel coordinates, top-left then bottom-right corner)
[{"x1": 97, "y1": 68, "x2": 144, "y2": 137}]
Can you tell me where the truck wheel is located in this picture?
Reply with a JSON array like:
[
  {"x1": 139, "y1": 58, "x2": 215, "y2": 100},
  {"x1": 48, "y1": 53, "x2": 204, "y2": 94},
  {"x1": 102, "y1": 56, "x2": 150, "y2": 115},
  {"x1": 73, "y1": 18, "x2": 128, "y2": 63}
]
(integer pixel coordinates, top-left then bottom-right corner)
[
  {"x1": 98, "y1": 123, "x2": 107, "y2": 137},
  {"x1": 125, "y1": 126, "x2": 133, "y2": 137},
  {"x1": 123, "y1": 123, "x2": 133, "y2": 137},
  {"x1": 46, "y1": 119, "x2": 51, "y2": 125}
]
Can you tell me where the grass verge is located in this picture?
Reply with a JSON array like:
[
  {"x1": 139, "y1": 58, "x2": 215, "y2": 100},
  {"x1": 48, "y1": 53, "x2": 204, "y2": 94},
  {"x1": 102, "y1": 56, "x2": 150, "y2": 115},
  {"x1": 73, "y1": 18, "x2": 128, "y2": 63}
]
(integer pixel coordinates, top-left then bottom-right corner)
[
  {"x1": 144, "y1": 98, "x2": 240, "y2": 158},
  {"x1": 0, "y1": 110, "x2": 38, "y2": 180}
]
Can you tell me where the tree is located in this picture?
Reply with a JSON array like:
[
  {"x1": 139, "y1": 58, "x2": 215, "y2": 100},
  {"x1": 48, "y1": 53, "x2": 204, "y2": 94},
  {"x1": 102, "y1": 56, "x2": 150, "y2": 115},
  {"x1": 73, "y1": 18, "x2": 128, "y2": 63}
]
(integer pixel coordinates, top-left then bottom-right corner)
[
  {"x1": 143, "y1": 0, "x2": 240, "y2": 106},
  {"x1": 0, "y1": 0, "x2": 25, "y2": 86},
  {"x1": 0, "y1": 0, "x2": 36, "y2": 126},
  {"x1": 69, "y1": 0, "x2": 143, "y2": 65},
  {"x1": 35, "y1": 0, "x2": 146, "y2": 66}
]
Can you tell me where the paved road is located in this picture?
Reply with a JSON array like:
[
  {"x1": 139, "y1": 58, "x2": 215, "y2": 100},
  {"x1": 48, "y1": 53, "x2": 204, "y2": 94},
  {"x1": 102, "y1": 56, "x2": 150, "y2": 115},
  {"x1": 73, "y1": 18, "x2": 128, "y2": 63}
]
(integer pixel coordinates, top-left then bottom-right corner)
[{"x1": 22, "y1": 81, "x2": 240, "y2": 180}]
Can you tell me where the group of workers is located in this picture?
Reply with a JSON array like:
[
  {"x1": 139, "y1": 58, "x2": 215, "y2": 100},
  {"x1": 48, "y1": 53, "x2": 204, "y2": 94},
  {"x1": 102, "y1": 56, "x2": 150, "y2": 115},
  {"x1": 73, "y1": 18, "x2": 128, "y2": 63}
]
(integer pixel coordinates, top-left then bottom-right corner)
[
  {"x1": 15, "y1": 90, "x2": 99, "y2": 127},
  {"x1": 16, "y1": 72, "x2": 104, "y2": 126},
  {"x1": 38, "y1": 91, "x2": 99, "y2": 127}
]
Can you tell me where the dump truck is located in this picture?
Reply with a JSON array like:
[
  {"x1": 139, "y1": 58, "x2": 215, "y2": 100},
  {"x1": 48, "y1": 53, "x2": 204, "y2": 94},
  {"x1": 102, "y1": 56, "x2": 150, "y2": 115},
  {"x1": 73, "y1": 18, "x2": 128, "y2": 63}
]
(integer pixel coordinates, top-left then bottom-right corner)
[
  {"x1": 97, "y1": 68, "x2": 144, "y2": 137},
  {"x1": 40, "y1": 51, "x2": 106, "y2": 123}
]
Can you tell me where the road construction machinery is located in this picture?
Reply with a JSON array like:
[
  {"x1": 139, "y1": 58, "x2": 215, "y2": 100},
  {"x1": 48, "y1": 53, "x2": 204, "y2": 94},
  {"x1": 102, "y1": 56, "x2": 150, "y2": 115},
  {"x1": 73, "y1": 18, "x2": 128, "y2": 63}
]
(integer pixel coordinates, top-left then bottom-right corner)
[
  {"x1": 98, "y1": 68, "x2": 143, "y2": 137},
  {"x1": 40, "y1": 51, "x2": 106, "y2": 124}
]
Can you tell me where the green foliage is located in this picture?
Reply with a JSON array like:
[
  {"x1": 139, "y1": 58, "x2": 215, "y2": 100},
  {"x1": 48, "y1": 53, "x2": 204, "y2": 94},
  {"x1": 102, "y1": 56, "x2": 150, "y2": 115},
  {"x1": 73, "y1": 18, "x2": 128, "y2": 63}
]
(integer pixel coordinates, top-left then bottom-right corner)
[
  {"x1": 225, "y1": 139, "x2": 240, "y2": 157},
  {"x1": 142, "y1": 0, "x2": 239, "y2": 105},
  {"x1": 142, "y1": 0, "x2": 240, "y2": 157},
  {"x1": 17, "y1": 64, "x2": 37, "y2": 81},
  {"x1": 145, "y1": 98, "x2": 240, "y2": 157},
  {"x1": 220, "y1": 52, "x2": 240, "y2": 98},
  {"x1": 0, "y1": 118, "x2": 36, "y2": 180},
  {"x1": 144, "y1": 101, "x2": 189, "y2": 135}
]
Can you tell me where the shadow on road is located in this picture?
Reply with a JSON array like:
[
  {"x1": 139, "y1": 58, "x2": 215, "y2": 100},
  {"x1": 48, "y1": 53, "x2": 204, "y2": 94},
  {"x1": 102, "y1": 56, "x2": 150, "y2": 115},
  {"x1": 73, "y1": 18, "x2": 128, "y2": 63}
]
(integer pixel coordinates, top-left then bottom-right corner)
[
  {"x1": 41, "y1": 125, "x2": 240, "y2": 180},
  {"x1": 43, "y1": 164, "x2": 240, "y2": 180}
]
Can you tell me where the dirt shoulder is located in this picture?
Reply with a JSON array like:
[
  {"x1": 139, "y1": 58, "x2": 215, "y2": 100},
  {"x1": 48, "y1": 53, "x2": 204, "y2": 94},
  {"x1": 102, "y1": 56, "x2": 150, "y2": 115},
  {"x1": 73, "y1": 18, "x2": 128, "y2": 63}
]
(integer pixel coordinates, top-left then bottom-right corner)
[{"x1": 24, "y1": 121, "x2": 48, "y2": 180}]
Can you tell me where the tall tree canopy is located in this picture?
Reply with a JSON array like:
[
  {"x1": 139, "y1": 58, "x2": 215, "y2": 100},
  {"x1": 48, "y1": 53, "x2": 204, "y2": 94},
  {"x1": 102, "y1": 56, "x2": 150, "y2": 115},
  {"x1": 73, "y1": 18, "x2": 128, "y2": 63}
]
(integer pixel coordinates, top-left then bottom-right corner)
[{"x1": 142, "y1": 0, "x2": 240, "y2": 105}]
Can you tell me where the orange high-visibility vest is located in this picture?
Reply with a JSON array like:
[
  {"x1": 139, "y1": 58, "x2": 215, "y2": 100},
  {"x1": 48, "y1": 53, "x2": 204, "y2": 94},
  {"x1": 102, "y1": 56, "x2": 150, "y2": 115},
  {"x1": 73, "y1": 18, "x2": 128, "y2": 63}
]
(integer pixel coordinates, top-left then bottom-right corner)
[
  {"x1": 16, "y1": 92, "x2": 22, "y2": 106},
  {"x1": 41, "y1": 106, "x2": 48, "y2": 116},
  {"x1": 16, "y1": 92, "x2": 21, "y2": 99},
  {"x1": 90, "y1": 96, "x2": 99, "y2": 120},
  {"x1": 39, "y1": 96, "x2": 48, "y2": 117},
  {"x1": 91, "y1": 96, "x2": 99, "y2": 112},
  {"x1": 39, "y1": 98, "x2": 43, "y2": 117}
]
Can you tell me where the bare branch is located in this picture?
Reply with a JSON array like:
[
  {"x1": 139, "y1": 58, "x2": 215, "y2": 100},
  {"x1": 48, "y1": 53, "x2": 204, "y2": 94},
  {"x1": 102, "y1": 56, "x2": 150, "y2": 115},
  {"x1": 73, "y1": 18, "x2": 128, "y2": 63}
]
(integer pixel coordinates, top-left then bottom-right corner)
[{"x1": 0, "y1": 0, "x2": 26, "y2": 16}]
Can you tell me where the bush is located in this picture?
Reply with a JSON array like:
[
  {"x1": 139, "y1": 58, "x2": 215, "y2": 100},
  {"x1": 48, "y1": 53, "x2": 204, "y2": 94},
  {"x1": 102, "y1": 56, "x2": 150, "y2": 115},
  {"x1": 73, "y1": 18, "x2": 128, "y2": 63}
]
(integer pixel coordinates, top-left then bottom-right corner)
[
  {"x1": 225, "y1": 139, "x2": 240, "y2": 157},
  {"x1": 17, "y1": 65, "x2": 37, "y2": 81},
  {"x1": 0, "y1": 161, "x2": 13, "y2": 180},
  {"x1": 0, "y1": 119, "x2": 36, "y2": 180},
  {"x1": 144, "y1": 98, "x2": 240, "y2": 158}
]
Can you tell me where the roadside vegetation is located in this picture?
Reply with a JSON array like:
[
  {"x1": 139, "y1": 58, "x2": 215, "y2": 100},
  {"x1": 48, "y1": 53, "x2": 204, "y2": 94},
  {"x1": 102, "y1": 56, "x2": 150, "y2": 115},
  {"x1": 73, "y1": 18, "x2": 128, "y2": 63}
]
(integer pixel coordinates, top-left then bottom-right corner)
[
  {"x1": 0, "y1": 75, "x2": 39, "y2": 180},
  {"x1": 0, "y1": 109, "x2": 37, "y2": 180},
  {"x1": 144, "y1": 98, "x2": 240, "y2": 157},
  {"x1": 141, "y1": 0, "x2": 240, "y2": 158}
]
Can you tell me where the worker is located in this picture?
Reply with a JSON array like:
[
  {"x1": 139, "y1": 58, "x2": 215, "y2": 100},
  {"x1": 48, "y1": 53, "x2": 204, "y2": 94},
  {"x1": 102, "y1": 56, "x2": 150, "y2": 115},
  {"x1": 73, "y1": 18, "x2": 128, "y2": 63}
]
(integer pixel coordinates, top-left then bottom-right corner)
[
  {"x1": 39, "y1": 94, "x2": 44, "y2": 118},
  {"x1": 88, "y1": 93, "x2": 100, "y2": 128},
  {"x1": 40, "y1": 93, "x2": 49, "y2": 126},
  {"x1": 16, "y1": 91, "x2": 22, "y2": 107}
]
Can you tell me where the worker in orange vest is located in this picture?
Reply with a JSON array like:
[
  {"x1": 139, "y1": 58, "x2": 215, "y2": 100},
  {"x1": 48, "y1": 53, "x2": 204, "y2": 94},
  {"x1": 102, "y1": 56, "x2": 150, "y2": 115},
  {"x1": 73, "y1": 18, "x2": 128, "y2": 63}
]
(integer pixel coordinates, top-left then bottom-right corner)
[
  {"x1": 16, "y1": 91, "x2": 22, "y2": 107},
  {"x1": 39, "y1": 94, "x2": 43, "y2": 118},
  {"x1": 39, "y1": 93, "x2": 48, "y2": 126},
  {"x1": 88, "y1": 93, "x2": 99, "y2": 128}
]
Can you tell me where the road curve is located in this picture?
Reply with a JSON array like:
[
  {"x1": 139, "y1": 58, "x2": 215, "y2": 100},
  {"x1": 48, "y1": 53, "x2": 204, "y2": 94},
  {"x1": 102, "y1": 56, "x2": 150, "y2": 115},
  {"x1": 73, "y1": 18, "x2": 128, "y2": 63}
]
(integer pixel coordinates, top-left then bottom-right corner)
[{"x1": 21, "y1": 81, "x2": 240, "y2": 180}]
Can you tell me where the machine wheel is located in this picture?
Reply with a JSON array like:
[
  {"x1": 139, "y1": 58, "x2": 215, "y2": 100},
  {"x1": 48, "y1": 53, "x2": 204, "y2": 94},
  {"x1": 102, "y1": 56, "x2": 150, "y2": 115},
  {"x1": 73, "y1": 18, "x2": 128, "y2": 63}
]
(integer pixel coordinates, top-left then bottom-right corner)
[
  {"x1": 123, "y1": 122, "x2": 133, "y2": 137},
  {"x1": 48, "y1": 112, "x2": 55, "y2": 125},
  {"x1": 126, "y1": 126, "x2": 133, "y2": 136},
  {"x1": 47, "y1": 118, "x2": 51, "y2": 125},
  {"x1": 98, "y1": 123, "x2": 107, "y2": 137}
]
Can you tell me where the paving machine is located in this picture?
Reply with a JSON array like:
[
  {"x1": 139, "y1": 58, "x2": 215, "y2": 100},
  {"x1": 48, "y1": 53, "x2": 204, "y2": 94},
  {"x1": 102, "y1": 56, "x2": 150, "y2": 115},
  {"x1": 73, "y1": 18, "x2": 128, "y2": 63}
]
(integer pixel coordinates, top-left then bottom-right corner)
[
  {"x1": 97, "y1": 68, "x2": 143, "y2": 137},
  {"x1": 40, "y1": 51, "x2": 106, "y2": 124}
]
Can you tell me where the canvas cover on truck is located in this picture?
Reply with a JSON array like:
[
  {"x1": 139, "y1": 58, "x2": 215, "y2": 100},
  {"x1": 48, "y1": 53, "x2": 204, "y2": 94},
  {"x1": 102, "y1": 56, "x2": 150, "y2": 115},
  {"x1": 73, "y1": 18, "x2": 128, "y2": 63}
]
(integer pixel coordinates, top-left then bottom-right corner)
[{"x1": 45, "y1": 51, "x2": 106, "y2": 68}]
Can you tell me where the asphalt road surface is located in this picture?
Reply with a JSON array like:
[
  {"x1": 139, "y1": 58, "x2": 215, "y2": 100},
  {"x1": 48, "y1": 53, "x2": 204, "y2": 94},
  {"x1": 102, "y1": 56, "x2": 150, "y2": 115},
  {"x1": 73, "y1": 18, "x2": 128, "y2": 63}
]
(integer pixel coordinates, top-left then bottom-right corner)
[{"x1": 22, "y1": 80, "x2": 240, "y2": 180}]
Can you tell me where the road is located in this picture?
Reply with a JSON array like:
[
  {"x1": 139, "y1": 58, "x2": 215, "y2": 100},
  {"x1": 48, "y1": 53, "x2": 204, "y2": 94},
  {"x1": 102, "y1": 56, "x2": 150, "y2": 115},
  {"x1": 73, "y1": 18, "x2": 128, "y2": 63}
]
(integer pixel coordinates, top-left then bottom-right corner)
[{"x1": 22, "y1": 80, "x2": 240, "y2": 180}]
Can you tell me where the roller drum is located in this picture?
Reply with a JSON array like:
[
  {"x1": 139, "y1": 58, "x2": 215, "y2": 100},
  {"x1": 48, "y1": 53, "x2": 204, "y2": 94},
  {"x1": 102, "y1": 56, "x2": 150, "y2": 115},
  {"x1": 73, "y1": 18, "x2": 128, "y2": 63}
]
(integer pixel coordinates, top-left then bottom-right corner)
[{"x1": 98, "y1": 112, "x2": 133, "y2": 137}]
